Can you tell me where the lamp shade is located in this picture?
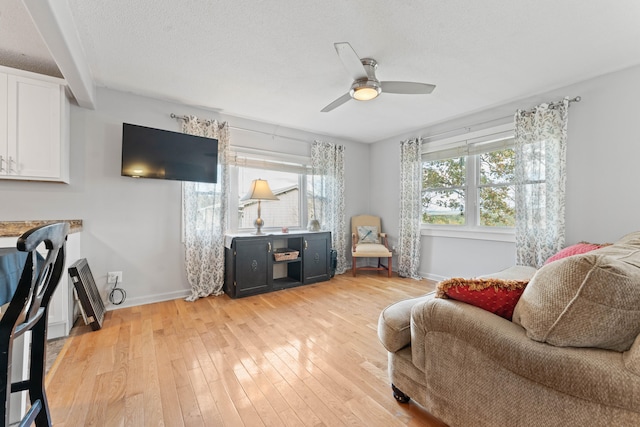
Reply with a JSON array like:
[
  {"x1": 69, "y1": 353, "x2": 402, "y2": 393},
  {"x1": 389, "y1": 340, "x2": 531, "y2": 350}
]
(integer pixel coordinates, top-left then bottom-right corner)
[{"x1": 240, "y1": 179, "x2": 279, "y2": 201}]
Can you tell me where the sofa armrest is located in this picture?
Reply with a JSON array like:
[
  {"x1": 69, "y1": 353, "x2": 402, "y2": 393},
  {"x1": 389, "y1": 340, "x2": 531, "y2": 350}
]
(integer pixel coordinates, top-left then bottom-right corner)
[
  {"x1": 411, "y1": 297, "x2": 640, "y2": 412},
  {"x1": 378, "y1": 293, "x2": 435, "y2": 352}
]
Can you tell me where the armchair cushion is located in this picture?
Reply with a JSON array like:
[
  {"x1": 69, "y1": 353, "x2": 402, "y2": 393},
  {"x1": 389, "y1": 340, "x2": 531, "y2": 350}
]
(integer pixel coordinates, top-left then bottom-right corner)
[{"x1": 353, "y1": 243, "x2": 391, "y2": 256}]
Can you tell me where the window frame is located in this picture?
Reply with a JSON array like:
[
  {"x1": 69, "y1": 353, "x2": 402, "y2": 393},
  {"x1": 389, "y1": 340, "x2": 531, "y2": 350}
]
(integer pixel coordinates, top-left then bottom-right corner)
[
  {"x1": 421, "y1": 124, "x2": 516, "y2": 242},
  {"x1": 228, "y1": 147, "x2": 312, "y2": 233}
]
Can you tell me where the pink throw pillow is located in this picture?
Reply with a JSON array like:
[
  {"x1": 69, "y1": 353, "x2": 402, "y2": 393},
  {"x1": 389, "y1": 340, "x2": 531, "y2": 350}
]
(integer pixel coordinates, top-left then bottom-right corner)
[{"x1": 544, "y1": 242, "x2": 604, "y2": 265}]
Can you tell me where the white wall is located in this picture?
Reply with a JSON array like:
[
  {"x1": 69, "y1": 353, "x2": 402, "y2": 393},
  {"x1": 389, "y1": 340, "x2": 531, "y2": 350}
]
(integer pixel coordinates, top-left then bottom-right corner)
[
  {"x1": 0, "y1": 87, "x2": 370, "y2": 307},
  {"x1": 371, "y1": 63, "x2": 640, "y2": 280},
  {"x1": 4, "y1": 63, "x2": 638, "y2": 303}
]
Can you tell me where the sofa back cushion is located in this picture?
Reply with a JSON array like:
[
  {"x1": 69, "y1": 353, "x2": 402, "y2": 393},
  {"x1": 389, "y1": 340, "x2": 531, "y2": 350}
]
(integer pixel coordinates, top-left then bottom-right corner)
[{"x1": 513, "y1": 232, "x2": 640, "y2": 352}]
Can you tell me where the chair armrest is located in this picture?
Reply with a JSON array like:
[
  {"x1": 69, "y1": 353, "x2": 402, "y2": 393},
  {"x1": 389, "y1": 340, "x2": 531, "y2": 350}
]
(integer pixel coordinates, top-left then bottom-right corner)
[
  {"x1": 410, "y1": 298, "x2": 640, "y2": 411},
  {"x1": 379, "y1": 232, "x2": 389, "y2": 248},
  {"x1": 352, "y1": 233, "x2": 357, "y2": 251}
]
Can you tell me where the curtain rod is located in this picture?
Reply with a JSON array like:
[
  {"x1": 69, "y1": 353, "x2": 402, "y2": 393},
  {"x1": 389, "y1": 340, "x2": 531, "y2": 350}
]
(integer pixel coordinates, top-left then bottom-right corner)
[
  {"x1": 421, "y1": 96, "x2": 581, "y2": 142},
  {"x1": 173, "y1": 95, "x2": 581, "y2": 145},
  {"x1": 170, "y1": 113, "x2": 312, "y2": 144}
]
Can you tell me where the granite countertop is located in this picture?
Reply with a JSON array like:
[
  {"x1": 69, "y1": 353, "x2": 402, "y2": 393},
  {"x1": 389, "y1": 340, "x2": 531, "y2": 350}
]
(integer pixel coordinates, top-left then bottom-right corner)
[{"x1": 0, "y1": 220, "x2": 83, "y2": 237}]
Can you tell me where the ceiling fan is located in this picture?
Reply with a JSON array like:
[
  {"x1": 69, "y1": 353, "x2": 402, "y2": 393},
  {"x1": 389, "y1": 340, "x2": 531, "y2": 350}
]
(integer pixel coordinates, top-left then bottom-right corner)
[{"x1": 321, "y1": 42, "x2": 436, "y2": 112}]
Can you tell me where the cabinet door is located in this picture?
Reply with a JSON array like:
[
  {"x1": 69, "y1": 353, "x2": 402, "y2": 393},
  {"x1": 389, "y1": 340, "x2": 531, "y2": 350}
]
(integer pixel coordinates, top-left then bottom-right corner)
[
  {"x1": 234, "y1": 237, "x2": 272, "y2": 297},
  {"x1": 303, "y1": 232, "x2": 331, "y2": 284},
  {"x1": 6, "y1": 75, "x2": 62, "y2": 179}
]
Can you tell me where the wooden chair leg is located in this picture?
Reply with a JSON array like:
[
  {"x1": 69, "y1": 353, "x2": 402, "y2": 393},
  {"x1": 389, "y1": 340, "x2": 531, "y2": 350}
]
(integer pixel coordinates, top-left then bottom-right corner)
[
  {"x1": 29, "y1": 316, "x2": 52, "y2": 427},
  {"x1": 0, "y1": 346, "x2": 11, "y2": 427},
  {"x1": 352, "y1": 256, "x2": 357, "y2": 277},
  {"x1": 388, "y1": 256, "x2": 392, "y2": 277}
]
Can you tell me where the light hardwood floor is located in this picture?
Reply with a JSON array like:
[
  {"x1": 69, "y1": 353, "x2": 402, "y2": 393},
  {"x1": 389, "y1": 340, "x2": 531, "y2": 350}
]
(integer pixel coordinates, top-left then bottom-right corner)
[{"x1": 45, "y1": 273, "x2": 446, "y2": 426}]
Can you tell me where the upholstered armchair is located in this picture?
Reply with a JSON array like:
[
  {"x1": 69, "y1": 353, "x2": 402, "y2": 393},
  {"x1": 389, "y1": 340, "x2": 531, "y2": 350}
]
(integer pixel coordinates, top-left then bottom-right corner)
[{"x1": 351, "y1": 215, "x2": 392, "y2": 277}]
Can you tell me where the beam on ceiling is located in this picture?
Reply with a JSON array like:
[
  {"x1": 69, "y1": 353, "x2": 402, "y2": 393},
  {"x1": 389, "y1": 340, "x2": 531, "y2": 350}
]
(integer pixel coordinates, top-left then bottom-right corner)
[{"x1": 21, "y1": 0, "x2": 95, "y2": 109}]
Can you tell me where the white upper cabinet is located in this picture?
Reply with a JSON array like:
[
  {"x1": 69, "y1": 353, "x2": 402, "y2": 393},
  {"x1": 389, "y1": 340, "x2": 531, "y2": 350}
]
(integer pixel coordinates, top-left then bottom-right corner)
[{"x1": 0, "y1": 66, "x2": 70, "y2": 183}]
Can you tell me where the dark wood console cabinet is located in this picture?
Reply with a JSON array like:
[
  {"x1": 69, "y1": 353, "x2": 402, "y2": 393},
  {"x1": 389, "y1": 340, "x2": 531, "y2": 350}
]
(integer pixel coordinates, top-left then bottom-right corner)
[{"x1": 224, "y1": 231, "x2": 331, "y2": 298}]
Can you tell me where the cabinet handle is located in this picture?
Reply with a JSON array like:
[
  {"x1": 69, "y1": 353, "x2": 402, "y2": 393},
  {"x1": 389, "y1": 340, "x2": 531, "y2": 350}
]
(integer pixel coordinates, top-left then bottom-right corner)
[
  {"x1": 304, "y1": 240, "x2": 308, "y2": 250},
  {"x1": 267, "y1": 242, "x2": 272, "y2": 253}
]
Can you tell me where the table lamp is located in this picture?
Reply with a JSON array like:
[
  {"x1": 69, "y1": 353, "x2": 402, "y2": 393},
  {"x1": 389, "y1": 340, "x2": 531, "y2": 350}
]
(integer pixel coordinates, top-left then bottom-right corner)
[{"x1": 240, "y1": 179, "x2": 279, "y2": 234}]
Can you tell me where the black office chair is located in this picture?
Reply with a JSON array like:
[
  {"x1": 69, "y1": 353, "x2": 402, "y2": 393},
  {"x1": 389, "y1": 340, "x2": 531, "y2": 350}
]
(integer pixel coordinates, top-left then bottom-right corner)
[{"x1": 0, "y1": 222, "x2": 69, "y2": 427}]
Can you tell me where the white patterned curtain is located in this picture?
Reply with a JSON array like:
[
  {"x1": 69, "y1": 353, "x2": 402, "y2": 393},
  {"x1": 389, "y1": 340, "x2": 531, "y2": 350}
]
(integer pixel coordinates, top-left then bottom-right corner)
[
  {"x1": 311, "y1": 141, "x2": 347, "y2": 275},
  {"x1": 181, "y1": 116, "x2": 230, "y2": 300},
  {"x1": 398, "y1": 138, "x2": 423, "y2": 279},
  {"x1": 514, "y1": 98, "x2": 569, "y2": 267}
]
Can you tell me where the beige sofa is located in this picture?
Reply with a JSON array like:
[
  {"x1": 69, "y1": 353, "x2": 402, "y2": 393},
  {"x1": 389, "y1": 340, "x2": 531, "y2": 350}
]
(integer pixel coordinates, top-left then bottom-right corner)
[{"x1": 378, "y1": 232, "x2": 640, "y2": 426}]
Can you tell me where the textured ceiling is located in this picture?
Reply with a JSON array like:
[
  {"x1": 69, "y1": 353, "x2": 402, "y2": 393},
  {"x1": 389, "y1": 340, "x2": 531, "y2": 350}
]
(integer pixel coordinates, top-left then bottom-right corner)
[
  {"x1": 4, "y1": 0, "x2": 640, "y2": 143},
  {"x1": 0, "y1": 0, "x2": 61, "y2": 77}
]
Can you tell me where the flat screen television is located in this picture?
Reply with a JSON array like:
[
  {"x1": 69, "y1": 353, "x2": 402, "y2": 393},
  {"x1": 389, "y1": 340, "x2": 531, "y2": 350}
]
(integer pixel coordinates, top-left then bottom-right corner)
[{"x1": 121, "y1": 123, "x2": 218, "y2": 183}]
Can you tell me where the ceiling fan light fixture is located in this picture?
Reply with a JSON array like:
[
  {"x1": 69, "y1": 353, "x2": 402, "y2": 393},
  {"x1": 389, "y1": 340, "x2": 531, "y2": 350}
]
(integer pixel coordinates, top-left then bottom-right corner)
[{"x1": 350, "y1": 80, "x2": 381, "y2": 101}]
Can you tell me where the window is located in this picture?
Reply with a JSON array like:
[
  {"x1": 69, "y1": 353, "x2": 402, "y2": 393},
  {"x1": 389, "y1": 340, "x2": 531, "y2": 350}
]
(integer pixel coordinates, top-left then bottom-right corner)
[
  {"x1": 423, "y1": 156, "x2": 466, "y2": 225},
  {"x1": 478, "y1": 148, "x2": 515, "y2": 227},
  {"x1": 422, "y1": 125, "x2": 515, "y2": 232},
  {"x1": 235, "y1": 167, "x2": 304, "y2": 230},
  {"x1": 228, "y1": 149, "x2": 311, "y2": 232}
]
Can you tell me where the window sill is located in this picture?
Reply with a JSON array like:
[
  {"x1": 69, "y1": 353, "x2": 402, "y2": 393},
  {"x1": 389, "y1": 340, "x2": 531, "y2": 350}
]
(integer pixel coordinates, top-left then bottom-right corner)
[{"x1": 420, "y1": 227, "x2": 515, "y2": 243}]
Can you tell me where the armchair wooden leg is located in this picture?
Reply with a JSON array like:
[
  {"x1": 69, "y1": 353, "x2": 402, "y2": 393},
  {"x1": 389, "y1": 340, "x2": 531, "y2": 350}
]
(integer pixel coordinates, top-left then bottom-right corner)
[
  {"x1": 388, "y1": 256, "x2": 392, "y2": 277},
  {"x1": 352, "y1": 256, "x2": 357, "y2": 277}
]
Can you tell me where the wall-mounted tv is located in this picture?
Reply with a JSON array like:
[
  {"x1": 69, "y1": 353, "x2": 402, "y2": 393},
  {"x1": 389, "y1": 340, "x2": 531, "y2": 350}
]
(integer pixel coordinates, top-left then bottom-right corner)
[{"x1": 121, "y1": 123, "x2": 218, "y2": 183}]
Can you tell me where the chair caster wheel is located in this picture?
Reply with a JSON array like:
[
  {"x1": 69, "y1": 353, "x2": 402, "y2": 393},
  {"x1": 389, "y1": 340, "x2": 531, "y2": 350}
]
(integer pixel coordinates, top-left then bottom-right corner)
[{"x1": 391, "y1": 384, "x2": 410, "y2": 403}]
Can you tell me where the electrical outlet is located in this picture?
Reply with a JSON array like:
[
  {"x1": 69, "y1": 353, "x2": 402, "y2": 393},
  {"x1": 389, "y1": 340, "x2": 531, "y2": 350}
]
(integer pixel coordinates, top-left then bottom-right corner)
[{"x1": 107, "y1": 271, "x2": 123, "y2": 284}]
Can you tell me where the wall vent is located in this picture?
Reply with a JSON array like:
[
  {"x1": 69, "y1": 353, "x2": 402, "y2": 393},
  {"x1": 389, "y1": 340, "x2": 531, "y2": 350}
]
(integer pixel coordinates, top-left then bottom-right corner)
[{"x1": 68, "y1": 258, "x2": 105, "y2": 331}]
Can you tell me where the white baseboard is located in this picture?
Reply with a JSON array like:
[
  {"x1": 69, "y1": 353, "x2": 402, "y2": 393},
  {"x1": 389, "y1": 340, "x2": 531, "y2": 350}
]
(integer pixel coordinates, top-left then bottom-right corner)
[
  {"x1": 419, "y1": 271, "x2": 448, "y2": 282},
  {"x1": 47, "y1": 321, "x2": 68, "y2": 339},
  {"x1": 105, "y1": 289, "x2": 191, "y2": 311}
]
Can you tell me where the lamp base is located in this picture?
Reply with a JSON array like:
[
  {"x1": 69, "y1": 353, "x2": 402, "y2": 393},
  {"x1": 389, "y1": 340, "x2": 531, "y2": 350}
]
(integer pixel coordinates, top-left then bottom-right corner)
[
  {"x1": 307, "y1": 219, "x2": 320, "y2": 231},
  {"x1": 253, "y1": 217, "x2": 265, "y2": 235}
]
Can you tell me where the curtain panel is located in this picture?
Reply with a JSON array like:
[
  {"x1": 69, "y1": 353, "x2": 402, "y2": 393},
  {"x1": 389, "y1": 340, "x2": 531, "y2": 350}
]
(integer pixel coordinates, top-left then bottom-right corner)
[
  {"x1": 514, "y1": 98, "x2": 569, "y2": 268},
  {"x1": 182, "y1": 116, "x2": 230, "y2": 300},
  {"x1": 398, "y1": 138, "x2": 423, "y2": 279},
  {"x1": 311, "y1": 141, "x2": 347, "y2": 275}
]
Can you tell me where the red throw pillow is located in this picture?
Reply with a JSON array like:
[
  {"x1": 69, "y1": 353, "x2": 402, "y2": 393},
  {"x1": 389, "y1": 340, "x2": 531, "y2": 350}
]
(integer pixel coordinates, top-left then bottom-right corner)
[
  {"x1": 435, "y1": 278, "x2": 529, "y2": 320},
  {"x1": 544, "y1": 242, "x2": 607, "y2": 265}
]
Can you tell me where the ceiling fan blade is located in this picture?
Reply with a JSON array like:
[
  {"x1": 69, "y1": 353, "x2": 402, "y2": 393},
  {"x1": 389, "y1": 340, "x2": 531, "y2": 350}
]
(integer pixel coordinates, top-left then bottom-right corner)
[
  {"x1": 381, "y1": 81, "x2": 436, "y2": 94},
  {"x1": 334, "y1": 42, "x2": 368, "y2": 81},
  {"x1": 321, "y1": 93, "x2": 352, "y2": 112}
]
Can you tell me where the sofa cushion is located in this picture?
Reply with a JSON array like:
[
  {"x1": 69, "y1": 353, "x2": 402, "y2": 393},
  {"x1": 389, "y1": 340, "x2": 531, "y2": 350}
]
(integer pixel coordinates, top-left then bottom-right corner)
[
  {"x1": 378, "y1": 293, "x2": 434, "y2": 353},
  {"x1": 478, "y1": 265, "x2": 538, "y2": 281},
  {"x1": 436, "y1": 277, "x2": 528, "y2": 320},
  {"x1": 544, "y1": 242, "x2": 608, "y2": 265},
  {"x1": 513, "y1": 241, "x2": 640, "y2": 351}
]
